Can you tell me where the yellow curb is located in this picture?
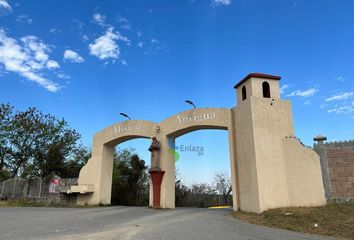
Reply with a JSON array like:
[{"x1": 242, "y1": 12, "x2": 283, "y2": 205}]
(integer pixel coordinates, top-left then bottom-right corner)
[{"x1": 208, "y1": 206, "x2": 231, "y2": 209}]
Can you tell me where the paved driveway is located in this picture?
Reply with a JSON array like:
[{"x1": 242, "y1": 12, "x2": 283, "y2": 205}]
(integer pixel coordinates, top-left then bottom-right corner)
[{"x1": 0, "y1": 207, "x2": 333, "y2": 240}]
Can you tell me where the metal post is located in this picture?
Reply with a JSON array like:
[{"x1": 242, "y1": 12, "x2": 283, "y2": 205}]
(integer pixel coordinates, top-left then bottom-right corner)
[
  {"x1": 12, "y1": 178, "x2": 16, "y2": 199},
  {"x1": 26, "y1": 179, "x2": 30, "y2": 198},
  {"x1": 39, "y1": 179, "x2": 42, "y2": 198}
]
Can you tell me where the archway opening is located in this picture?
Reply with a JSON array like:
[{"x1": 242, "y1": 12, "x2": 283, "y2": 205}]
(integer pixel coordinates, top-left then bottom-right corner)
[
  {"x1": 262, "y1": 81, "x2": 271, "y2": 98},
  {"x1": 110, "y1": 138, "x2": 150, "y2": 206},
  {"x1": 242, "y1": 86, "x2": 247, "y2": 101},
  {"x1": 173, "y1": 129, "x2": 232, "y2": 208}
]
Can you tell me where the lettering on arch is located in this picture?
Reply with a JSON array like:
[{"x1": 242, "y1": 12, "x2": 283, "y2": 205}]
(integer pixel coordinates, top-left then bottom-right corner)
[
  {"x1": 176, "y1": 112, "x2": 216, "y2": 125},
  {"x1": 112, "y1": 124, "x2": 142, "y2": 135}
]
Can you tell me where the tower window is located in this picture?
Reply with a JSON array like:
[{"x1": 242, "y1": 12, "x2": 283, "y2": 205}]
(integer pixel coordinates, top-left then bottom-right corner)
[
  {"x1": 242, "y1": 86, "x2": 247, "y2": 101},
  {"x1": 262, "y1": 81, "x2": 271, "y2": 98}
]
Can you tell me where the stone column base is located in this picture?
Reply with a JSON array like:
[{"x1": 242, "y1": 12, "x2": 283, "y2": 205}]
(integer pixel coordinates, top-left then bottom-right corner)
[{"x1": 149, "y1": 170, "x2": 165, "y2": 208}]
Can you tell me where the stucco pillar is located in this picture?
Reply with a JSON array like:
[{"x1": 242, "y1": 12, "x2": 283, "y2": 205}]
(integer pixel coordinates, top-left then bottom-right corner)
[
  {"x1": 228, "y1": 110, "x2": 239, "y2": 211},
  {"x1": 158, "y1": 136, "x2": 175, "y2": 208},
  {"x1": 77, "y1": 140, "x2": 114, "y2": 205},
  {"x1": 97, "y1": 144, "x2": 115, "y2": 204},
  {"x1": 313, "y1": 135, "x2": 331, "y2": 199}
]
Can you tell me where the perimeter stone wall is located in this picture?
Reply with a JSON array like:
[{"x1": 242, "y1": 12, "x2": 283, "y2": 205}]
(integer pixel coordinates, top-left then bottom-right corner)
[{"x1": 314, "y1": 141, "x2": 354, "y2": 200}]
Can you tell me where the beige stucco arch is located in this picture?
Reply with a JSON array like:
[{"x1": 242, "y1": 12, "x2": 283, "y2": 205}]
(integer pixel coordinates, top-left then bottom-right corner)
[
  {"x1": 73, "y1": 108, "x2": 239, "y2": 209},
  {"x1": 72, "y1": 73, "x2": 326, "y2": 213},
  {"x1": 74, "y1": 120, "x2": 157, "y2": 205},
  {"x1": 155, "y1": 108, "x2": 238, "y2": 210}
]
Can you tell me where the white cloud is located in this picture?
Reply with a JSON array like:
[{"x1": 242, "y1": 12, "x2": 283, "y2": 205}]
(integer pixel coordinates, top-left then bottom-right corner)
[
  {"x1": 0, "y1": 0, "x2": 12, "y2": 16},
  {"x1": 93, "y1": 13, "x2": 107, "y2": 27},
  {"x1": 326, "y1": 101, "x2": 354, "y2": 114},
  {"x1": 81, "y1": 34, "x2": 89, "y2": 42},
  {"x1": 325, "y1": 92, "x2": 354, "y2": 102},
  {"x1": 22, "y1": 71, "x2": 58, "y2": 92},
  {"x1": 16, "y1": 15, "x2": 33, "y2": 24},
  {"x1": 49, "y1": 28, "x2": 62, "y2": 34},
  {"x1": 46, "y1": 60, "x2": 59, "y2": 69},
  {"x1": 327, "y1": 105, "x2": 354, "y2": 114},
  {"x1": 118, "y1": 16, "x2": 131, "y2": 30},
  {"x1": 287, "y1": 88, "x2": 318, "y2": 98},
  {"x1": 89, "y1": 27, "x2": 128, "y2": 60},
  {"x1": 63, "y1": 49, "x2": 84, "y2": 63},
  {"x1": 280, "y1": 84, "x2": 289, "y2": 94},
  {"x1": 335, "y1": 76, "x2": 346, "y2": 81},
  {"x1": 0, "y1": 29, "x2": 61, "y2": 92},
  {"x1": 143, "y1": 37, "x2": 168, "y2": 54},
  {"x1": 56, "y1": 73, "x2": 70, "y2": 80},
  {"x1": 20, "y1": 36, "x2": 51, "y2": 67},
  {"x1": 211, "y1": 0, "x2": 231, "y2": 7},
  {"x1": 320, "y1": 103, "x2": 329, "y2": 109},
  {"x1": 118, "y1": 16, "x2": 129, "y2": 24}
]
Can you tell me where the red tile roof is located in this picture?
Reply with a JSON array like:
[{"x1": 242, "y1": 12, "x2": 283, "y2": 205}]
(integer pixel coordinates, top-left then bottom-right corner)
[{"x1": 234, "y1": 73, "x2": 281, "y2": 89}]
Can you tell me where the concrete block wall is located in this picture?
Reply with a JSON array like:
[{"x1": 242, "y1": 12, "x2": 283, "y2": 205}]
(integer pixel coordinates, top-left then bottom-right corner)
[{"x1": 314, "y1": 141, "x2": 354, "y2": 199}]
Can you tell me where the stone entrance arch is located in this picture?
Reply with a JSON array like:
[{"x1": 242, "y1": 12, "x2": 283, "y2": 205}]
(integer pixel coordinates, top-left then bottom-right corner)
[
  {"x1": 73, "y1": 120, "x2": 157, "y2": 205},
  {"x1": 72, "y1": 109, "x2": 238, "y2": 209},
  {"x1": 71, "y1": 73, "x2": 326, "y2": 213},
  {"x1": 155, "y1": 108, "x2": 238, "y2": 210}
]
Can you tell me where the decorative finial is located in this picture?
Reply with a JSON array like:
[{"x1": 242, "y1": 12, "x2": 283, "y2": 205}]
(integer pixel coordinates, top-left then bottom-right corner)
[{"x1": 313, "y1": 135, "x2": 327, "y2": 144}]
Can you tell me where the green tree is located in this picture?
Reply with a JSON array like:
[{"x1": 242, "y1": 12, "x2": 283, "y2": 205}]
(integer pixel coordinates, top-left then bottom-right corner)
[
  {"x1": 0, "y1": 103, "x2": 85, "y2": 180},
  {"x1": 29, "y1": 118, "x2": 81, "y2": 179},
  {"x1": 214, "y1": 171, "x2": 232, "y2": 206},
  {"x1": 0, "y1": 103, "x2": 13, "y2": 180},
  {"x1": 175, "y1": 179, "x2": 188, "y2": 207},
  {"x1": 111, "y1": 148, "x2": 149, "y2": 206},
  {"x1": 175, "y1": 169, "x2": 189, "y2": 207},
  {"x1": 61, "y1": 145, "x2": 91, "y2": 178},
  {"x1": 0, "y1": 105, "x2": 45, "y2": 178}
]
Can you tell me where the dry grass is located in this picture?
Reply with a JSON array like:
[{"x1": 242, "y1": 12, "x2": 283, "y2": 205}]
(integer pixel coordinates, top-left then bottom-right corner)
[{"x1": 232, "y1": 203, "x2": 354, "y2": 240}]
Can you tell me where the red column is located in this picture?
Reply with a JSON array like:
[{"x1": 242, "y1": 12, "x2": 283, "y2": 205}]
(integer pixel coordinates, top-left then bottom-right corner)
[{"x1": 149, "y1": 170, "x2": 165, "y2": 208}]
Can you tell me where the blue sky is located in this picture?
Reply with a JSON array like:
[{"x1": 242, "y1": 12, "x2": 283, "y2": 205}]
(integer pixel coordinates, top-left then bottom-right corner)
[{"x1": 1, "y1": 0, "x2": 354, "y2": 184}]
